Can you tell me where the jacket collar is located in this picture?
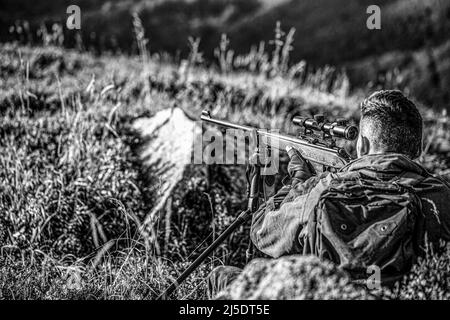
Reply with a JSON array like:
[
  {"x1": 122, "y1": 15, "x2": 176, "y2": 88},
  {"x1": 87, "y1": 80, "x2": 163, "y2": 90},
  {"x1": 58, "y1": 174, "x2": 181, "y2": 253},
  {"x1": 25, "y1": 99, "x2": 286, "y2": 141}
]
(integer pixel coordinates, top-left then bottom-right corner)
[{"x1": 340, "y1": 153, "x2": 429, "y2": 177}]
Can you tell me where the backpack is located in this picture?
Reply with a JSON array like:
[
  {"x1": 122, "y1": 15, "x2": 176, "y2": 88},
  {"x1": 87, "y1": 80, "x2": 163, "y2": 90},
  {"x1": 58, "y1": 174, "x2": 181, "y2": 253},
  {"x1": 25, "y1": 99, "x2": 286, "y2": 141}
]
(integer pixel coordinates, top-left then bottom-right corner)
[{"x1": 301, "y1": 172, "x2": 426, "y2": 285}]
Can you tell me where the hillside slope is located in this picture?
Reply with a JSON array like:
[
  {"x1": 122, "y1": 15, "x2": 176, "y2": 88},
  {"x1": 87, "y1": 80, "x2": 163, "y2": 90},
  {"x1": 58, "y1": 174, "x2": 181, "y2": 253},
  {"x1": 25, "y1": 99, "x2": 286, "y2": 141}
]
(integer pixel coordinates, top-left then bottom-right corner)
[
  {"x1": 2, "y1": 0, "x2": 449, "y2": 63},
  {"x1": 3, "y1": 0, "x2": 450, "y2": 110},
  {"x1": 228, "y1": 0, "x2": 450, "y2": 63}
]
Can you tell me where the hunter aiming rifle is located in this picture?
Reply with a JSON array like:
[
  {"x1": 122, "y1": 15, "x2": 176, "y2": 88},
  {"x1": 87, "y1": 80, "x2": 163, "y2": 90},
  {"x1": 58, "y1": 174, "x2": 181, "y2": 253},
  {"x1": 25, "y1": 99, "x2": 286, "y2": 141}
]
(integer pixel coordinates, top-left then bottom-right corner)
[{"x1": 157, "y1": 110, "x2": 358, "y2": 299}]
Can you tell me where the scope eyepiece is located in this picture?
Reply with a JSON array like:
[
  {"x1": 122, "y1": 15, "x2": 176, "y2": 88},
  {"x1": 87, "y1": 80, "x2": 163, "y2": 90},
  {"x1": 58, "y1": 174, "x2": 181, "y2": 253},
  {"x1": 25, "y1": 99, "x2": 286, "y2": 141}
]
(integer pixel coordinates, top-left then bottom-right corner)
[
  {"x1": 325, "y1": 123, "x2": 358, "y2": 140},
  {"x1": 293, "y1": 115, "x2": 358, "y2": 141}
]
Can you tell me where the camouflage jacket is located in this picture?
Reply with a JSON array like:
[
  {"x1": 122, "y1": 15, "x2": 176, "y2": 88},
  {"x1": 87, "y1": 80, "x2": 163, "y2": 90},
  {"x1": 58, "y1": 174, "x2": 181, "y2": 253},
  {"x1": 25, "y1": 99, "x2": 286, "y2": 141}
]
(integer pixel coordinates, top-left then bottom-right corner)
[{"x1": 250, "y1": 153, "x2": 450, "y2": 258}]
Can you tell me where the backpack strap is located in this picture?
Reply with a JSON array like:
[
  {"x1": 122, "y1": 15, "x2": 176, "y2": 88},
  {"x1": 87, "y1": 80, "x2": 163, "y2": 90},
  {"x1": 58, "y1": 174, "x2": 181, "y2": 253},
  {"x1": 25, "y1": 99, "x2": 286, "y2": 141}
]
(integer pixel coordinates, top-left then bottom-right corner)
[
  {"x1": 392, "y1": 171, "x2": 431, "y2": 256},
  {"x1": 390, "y1": 171, "x2": 429, "y2": 188}
]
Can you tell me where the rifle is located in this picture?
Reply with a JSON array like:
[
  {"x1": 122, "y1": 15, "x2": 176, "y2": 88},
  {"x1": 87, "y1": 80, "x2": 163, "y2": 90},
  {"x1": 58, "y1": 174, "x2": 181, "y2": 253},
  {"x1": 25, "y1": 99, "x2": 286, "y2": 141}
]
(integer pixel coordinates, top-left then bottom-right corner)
[
  {"x1": 157, "y1": 110, "x2": 358, "y2": 299},
  {"x1": 201, "y1": 110, "x2": 357, "y2": 172}
]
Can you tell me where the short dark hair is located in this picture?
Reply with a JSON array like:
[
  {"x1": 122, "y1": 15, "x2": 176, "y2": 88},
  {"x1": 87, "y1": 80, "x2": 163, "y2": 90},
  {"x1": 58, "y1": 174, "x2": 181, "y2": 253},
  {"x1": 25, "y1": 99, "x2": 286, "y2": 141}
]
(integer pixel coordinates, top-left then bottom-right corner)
[{"x1": 360, "y1": 90, "x2": 423, "y2": 158}]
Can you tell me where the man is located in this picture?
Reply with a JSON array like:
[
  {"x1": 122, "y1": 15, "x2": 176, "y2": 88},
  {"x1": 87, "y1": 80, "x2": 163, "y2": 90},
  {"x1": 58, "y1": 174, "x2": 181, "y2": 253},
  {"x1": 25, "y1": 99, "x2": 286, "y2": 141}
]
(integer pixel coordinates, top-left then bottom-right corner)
[{"x1": 208, "y1": 90, "x2": 450, "y2": 298}]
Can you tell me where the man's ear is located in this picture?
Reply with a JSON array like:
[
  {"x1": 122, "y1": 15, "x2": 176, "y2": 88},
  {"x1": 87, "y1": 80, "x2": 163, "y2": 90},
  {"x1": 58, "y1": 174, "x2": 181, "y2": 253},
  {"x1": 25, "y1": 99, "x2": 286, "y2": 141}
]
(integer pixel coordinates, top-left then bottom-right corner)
[{"x1": 357, "y1": 135, "x2": 371, "y2": 157}]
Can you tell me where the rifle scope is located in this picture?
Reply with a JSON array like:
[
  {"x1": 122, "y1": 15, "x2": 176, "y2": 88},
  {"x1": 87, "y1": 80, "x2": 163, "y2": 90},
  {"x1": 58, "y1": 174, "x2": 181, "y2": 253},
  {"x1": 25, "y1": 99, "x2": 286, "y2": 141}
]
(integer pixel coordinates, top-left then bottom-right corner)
[{"x1": 293, "y1": 115, "x2": 358, "y2": 141}]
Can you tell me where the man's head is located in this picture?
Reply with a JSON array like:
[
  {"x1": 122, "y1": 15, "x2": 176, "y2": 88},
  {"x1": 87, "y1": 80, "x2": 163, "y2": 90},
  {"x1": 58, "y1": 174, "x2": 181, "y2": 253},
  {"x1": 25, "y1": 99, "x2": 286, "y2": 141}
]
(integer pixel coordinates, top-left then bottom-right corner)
[{"x1": 357, "y1": 90, "x2": 423, "y2": 159}]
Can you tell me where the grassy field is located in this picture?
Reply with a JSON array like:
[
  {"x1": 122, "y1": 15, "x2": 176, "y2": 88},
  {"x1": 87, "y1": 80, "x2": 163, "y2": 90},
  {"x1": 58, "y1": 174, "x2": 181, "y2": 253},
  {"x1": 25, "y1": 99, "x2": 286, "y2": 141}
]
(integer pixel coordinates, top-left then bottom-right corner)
[
  {"x1": 4, "y1": 0, "x2": 450, "y2": 111},
  {"x1": 0, "y1": 20, "x2": 449, "y2": 299}
]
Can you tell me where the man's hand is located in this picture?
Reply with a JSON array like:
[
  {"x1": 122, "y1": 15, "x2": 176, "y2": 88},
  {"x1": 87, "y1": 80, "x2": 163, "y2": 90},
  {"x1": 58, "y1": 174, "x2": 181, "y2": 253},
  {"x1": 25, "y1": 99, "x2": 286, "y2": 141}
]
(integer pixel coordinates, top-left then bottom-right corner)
[{"x1": 286, "y1": 146, "x2": 315, "y2": 186}]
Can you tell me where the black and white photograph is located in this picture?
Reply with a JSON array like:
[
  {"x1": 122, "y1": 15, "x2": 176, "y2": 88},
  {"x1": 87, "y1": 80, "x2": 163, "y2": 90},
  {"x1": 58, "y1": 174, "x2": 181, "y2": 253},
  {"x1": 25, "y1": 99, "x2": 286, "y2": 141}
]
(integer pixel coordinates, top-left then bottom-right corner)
[{"x1": 0, "y1": 0, "x2": 449, "y2": 308}]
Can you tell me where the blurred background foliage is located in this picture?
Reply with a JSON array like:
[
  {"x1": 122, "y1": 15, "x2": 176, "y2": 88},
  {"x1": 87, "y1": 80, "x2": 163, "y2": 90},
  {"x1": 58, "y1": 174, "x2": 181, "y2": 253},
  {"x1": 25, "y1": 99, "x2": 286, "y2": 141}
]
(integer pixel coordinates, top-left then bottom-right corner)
[{"x1": 2, "y1": 0, "x2": 450, "y2": 109}]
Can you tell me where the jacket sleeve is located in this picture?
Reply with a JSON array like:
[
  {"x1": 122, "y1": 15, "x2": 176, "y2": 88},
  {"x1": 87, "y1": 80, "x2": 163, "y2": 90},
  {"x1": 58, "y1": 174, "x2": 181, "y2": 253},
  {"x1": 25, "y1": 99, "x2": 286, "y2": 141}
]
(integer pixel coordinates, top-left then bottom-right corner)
[
  {"x1": 250, "y1": 174, "x2": 330, "y2": 258},
  {"x1": 421, "y1": 176, "x2": 450, "y2": 242}
]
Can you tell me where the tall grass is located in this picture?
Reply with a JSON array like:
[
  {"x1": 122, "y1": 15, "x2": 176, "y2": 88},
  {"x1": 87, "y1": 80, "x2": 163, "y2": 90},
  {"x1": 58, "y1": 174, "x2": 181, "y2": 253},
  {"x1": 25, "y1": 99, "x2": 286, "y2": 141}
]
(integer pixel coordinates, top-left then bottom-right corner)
[{"x1": 0, "y1": 18, "x2": 449, "y2": 299}]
